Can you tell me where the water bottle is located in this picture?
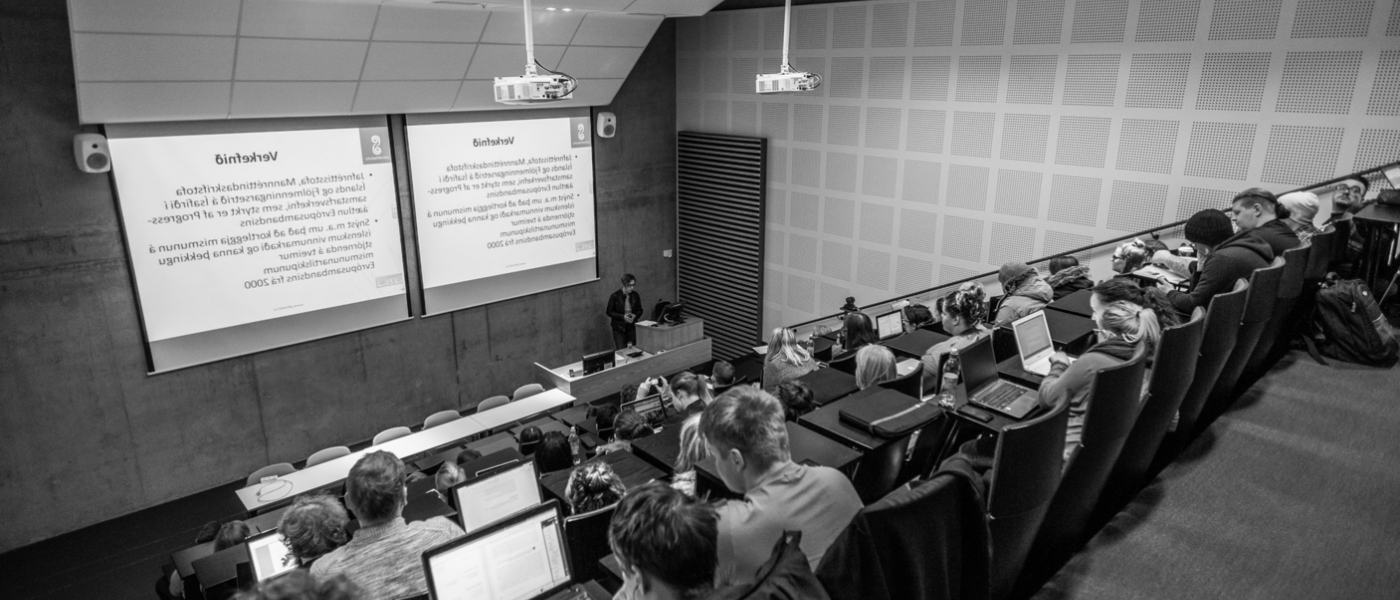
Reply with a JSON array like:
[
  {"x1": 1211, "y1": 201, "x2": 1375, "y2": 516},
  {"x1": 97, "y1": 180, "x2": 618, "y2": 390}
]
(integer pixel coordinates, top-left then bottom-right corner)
[
  {"x1": 568, "y1": 426, "x2": 582, "y2": 464},
  {"x1": 936, "y1": 351, "x2": 961, "y2": 409}
]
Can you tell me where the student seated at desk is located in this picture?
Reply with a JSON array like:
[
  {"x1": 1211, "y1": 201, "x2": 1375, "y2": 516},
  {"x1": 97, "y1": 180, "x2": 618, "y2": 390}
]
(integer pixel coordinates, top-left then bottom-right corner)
[
  {"x1": 1045, "y1": 255, "x2": 1093, "y2": 300},
  {"x1": 762, "y1": 327, "x2": 818, "y2": 392},
  {"x1": 994, "y1": 262, "x2": 1054, "y2": 326},
  {"x1": 835, "y1": 312, "x2": 878, "y2": 357},
  {"x1": 710, "y1": 360, "x2": 738, "y2": 396},
  {"x1": 671, "y1": 414, "x2": 709, "y2": 498},
  {"x1": 234, "y1": 569, "x2": 360, "y2": 600},
  {"x1": 278, "y1": 494, "x2": 350, "y2": 571},
  {"x1": 600, "y1": 409, "x2": 655, "y2": 455},
  {"x1": 163, "y1": 521, "x2": 249, "y2": 599},
  {"x1": 921, "y1": 283, "x2": 992, "y2": 384},
  {"x1": 1151, "y1": 209, "x2": 1273, "y2": 317},
  {"x1": 310, "y1": 451, "x2": 463, "y2": 600},
  {"x1": 518, "y1": 425, "x2": 543, "y2": 456},
  {"x1": 535, "y1": 432, "x2": 575, "y2": 473},
  {"x1": 854, "y1": 345, "x2": 896, "y2": 390},
  {"x1": 1093, "y1": 278, "x2": 1181, "y2": 332},
  {"x1": 434, "y1": 462, "x2": 467, "y2": 504},
  {"x1": 565, "y1": 461, "x2": 627, "y2": 514},
  {"x1": 774, "y1": 381, "x2": 815, "y2": 422}
]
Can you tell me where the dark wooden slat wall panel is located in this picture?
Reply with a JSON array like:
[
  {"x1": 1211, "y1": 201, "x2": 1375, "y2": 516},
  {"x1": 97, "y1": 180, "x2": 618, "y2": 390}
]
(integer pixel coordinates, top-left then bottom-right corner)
[{"x1": 677, "y1": 131, "x2": 766, "y2": 361}]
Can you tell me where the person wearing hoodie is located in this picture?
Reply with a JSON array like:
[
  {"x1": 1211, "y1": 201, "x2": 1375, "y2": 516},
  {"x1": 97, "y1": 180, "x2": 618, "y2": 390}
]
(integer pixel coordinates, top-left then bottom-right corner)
[
  {"x1": 1154, "y1": 209, "x2": 1274, "y2": 317},
  {"x1": 1045, "y1": 255, "x2": 1093, "y2": 300},
  {"x1": 1231, "y1": 187, "x2": 1300, "y2": 256},
  {"x1": 1038, "y1": 300, "x2": 1158, "y2": 459},
  {"x1": 994, "y1": 262, "x2": 1054, "y2": 326}
]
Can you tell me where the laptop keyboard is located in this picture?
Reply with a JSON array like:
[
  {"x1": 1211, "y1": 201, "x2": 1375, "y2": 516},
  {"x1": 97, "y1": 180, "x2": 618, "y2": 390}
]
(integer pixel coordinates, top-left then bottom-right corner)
[{"x1": 975, "y1": 384, "x2": 1024, "y2": 410}]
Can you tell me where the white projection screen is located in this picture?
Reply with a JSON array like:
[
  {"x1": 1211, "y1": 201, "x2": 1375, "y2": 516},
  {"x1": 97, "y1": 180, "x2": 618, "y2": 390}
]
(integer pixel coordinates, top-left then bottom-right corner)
[
  {"x1": 106, "y1": 116, "x2": 410, "y2": 373},
  {"x1": 405, "y1": 108, "x2": 598, "y2": 315}
]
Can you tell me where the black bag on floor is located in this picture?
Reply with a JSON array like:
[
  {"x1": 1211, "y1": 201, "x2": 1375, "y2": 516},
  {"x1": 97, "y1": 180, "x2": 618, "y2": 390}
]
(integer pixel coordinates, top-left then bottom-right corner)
[{"x1": 1308, "y1": 274, "x2": 1399, "y2": 367}]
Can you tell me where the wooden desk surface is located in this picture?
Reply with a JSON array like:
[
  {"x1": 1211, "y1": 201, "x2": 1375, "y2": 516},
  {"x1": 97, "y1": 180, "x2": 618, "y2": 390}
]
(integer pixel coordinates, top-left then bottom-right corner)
[
  {"x1": 793, "y1": 368, "x2": 860, "y2": 407},
  {"x1": 234, "y1": 388, "x2": 574, "y2": 512},
  {"x1": 1046, "y1": 288, "x2": 1094, "y2": 318},
  {"x1": 539, "y1": 450, "x2": 665, "y2": 505},
  {"x1": 402, "y1": 474, "x2": 455, "y2": 524},
  {"x1": 883, "y1": 329, "x2": 951, "y2": 358},
  {"x1": 629, "y1": 425, "x2": 684, "y2": 474},
  {"x1": 798, "y1": 388, "x2": 901, "y2": 452},
  {"x1": 467, "y1": 431, "x2": 519, "y2": 456},
  {"x1": 552, "y1": 405, "x2": 592, "y2": 428},
  {"x1": 510, "y1": 416, "x2": 572, "y2": 438}
]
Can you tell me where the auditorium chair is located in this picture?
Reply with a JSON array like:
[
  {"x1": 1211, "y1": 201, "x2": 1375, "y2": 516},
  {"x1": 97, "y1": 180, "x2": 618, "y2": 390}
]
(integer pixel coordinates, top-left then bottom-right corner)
[
  {"x1": 878, "y1": 366, "x2": 922, "y2": 399},
  {"x1": 1329, "y1": 218, "x2": 1353, "y2": 271},
  {"x1": 1017, "y1": 347, "x2": 1148, "y2": 595},
  {"x1": 304, "y1": 446, "x2": 350, "y2": 468},
  {"x1": 852, "y1": 435, "x2": 913, "y2": 505},
  {"x1": 1204, "y1": 258, "x2": 1283, "y2": 426},
  {"x1": 245, "y1": 463, "x2": 296, "y2": 487},
  {"x1": 983, "y1": 397, "x2": 1070, "y2": 600},
  {"x1": 512, "y1": 383, "x2": 545, "y2": 401},
  {"x1": 1243, "y1": 245, "x2": 1310, "y2": 387},
  {"x1": 563, "y1": 503, "x2": 618, "y2": 584},
  {"x1": 372, "y1": 426, "x2": 411, "y2": 446},
  {"x1": 1161, "y1": 281, "x2": 1247, "y2": 466},
  {"x1": 829, "y1": 351, "x2": 858, "y2": 375},
  {"x1": 477, "y1": 395, "x2": 511, "y2": 412},
  {"x1": 1099, "y1": 308, "x2": 1206, "y2": 518},
  {"x1": 422, "y1": 409, "x2": 461, "y2": 429}
]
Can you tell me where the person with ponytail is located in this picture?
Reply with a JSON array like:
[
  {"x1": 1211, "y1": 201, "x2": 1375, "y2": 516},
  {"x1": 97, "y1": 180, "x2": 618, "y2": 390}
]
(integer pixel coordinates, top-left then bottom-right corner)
[
  {"x1": 762, "y1": 327, "x2": 818, "y2": 391},
  {"x1": 1092, "y1": 278, "x2": 1182, "y2": 329},
  {"x1": 1039, "y1": 299, "x2": 1158, "y2": 459},
  {"x1": 921, "y1": 282, "x2": 992, "y2": 383}
]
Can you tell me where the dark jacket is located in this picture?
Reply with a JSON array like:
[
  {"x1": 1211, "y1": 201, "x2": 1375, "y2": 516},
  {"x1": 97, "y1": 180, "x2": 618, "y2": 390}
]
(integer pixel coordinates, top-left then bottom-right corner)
[
  {"x1": 1247, "y1": 219, "x2": 1301, "y2": 257},
  {"x1": 814, "y1": 458, "x2": 991, "y2": 600},
  {"x1": 1164, "y1": 231, "x2": 1273, "y2": 315},
  {"x1": 1045, "y1": 265, "x2": 1094, "y2": 300},
  {"x1": 606, "y1": 289, "x2": 643, "y2": 332},
  {"x1": 707, "y1": 531, "x2": 831, "y2": 600}
]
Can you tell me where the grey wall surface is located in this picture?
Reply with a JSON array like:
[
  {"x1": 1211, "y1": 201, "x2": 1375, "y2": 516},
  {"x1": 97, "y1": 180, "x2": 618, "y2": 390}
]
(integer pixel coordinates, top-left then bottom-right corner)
[{"x1": 0, "y1": 4, "x2": 676, "y2": 553}]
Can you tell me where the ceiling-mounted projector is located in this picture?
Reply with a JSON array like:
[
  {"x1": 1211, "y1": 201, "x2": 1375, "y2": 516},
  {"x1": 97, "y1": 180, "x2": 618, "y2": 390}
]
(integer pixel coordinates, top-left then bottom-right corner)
[
  {"x1": 756, "y1": 69, "x2": 821, "y2": 94},
  {"x1": 495, "y1": 73, "x2": 575, "y2": 104}
]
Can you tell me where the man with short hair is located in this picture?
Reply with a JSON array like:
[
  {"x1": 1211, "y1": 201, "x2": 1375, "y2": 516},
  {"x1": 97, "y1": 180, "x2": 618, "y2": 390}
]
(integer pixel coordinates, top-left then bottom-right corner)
[
  {"x1": 607, "y1": 273, "x2": 644, "y2": 350},
  {"x1": 609, "y1": 482, "x2": 720, "y2": 599},
  {"x1": 709, "y1": 360, "x2": 737, "y2": 394},
  {"x1": 309, "y1": 451, "x2": 462, "y2": 600},
  {"x1": 1230, "y1": 187, "x2": 1300, "y2": 256},
  {"x1": 700, "y1": 387, "x2": 862, "y2": 586}
]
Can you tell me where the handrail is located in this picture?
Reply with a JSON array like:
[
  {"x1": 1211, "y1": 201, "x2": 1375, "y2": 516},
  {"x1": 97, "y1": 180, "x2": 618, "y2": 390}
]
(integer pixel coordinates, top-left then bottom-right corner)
[{"x1": 782, "y1": 161, "x2": 1399, "y2": 333}]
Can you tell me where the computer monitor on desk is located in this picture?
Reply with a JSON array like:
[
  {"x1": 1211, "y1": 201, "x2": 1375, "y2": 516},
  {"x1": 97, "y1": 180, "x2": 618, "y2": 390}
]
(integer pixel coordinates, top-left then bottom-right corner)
[
  {"x1": 622, "y1": 392, "x2": 669, "y2": 426},
  {"x1": 451, "y1": 460, "x2": 543, "y2": 534},
  {"x1": 244, "y1": 528, "x2": 298, "y2": 582},
  {"x1": 581, "y1": 350, "x2": 614, "y2": 375},
  {"x1": 423, "y1": 501, "x2": 578, "y2": 600}
]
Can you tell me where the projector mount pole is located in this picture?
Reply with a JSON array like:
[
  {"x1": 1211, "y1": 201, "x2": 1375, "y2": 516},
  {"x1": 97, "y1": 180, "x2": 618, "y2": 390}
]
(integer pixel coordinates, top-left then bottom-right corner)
[
  {"x1": 523, "y1": 0, "x2": 538, "y2": 77},
  {"x1": 780, "y1": 0, "x2": 792, "y2": 75}
]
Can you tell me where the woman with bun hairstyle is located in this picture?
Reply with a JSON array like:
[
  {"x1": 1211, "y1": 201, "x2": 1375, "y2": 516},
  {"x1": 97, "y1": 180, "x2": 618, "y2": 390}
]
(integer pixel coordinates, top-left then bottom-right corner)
[{"x1": 920, "y1": 282, "x2": 992, "y2": 384}]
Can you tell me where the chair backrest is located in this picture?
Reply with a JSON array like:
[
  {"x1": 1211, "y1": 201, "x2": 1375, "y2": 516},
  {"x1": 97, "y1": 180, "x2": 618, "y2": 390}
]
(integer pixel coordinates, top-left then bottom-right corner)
[
  {"x1": 563, "y1": 503, "x2": 618, "y2": 583},
  {"x1": 246, "y1": 463, "x2": 296, "y2": 487},
  {"x1": 1328, "y1": 218, "x2": 1353, "y2": 268},
  {"x1": 1174, "y1": 280, "x2": 1248, "y2": 439},
  {"x1": 852, "y1": 435, "x2": 913, "y2": 505},
  {"x1": 1246, "y1": 246, "x2": 1311, "y2": 378},
  {"x1": 304, "y1": 446, "x2": 350, "y2": 468},
  {"x1": 1207, "y1": 259, "x2": 1283, "y2": 419},
  {"x1": 1304, "y1": 230, "x2": 1335, "y2": 281},
  {"x1": 1032, "y1": 346, "x2": 1149, "y2": 558},
  {"x1": 423, "y1": 409, "x2": 461, "y2": 430},
  {"x1": 512, "y1": 383, "x2": 545, "y2": 401},
  {"x1": 477, "y1": 395, "x2": 511, "y2": 412},
  {"x1": 1276, "y1": 246, "x2": 1310, "y2": 301},
  {"x1": 829, "y1": 351, "x2": 858, "y2": 375},
  {"x1": 372, "y1": 426, "x2": 411, "y2": 446},
  {"x1": 984, "y1": 398, "x2": 1070, "y2": 600},
  {"x1": 877, "y1": 366, "x2": 922, "y2": 398},
  {"x1": 1103, "y1": 308, "x2": 1206, "y2": 511}
]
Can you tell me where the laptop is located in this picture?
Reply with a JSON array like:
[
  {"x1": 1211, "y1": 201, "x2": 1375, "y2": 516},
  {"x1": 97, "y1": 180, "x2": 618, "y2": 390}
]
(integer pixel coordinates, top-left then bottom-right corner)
[
  {"x1": 244, "y1": 528, "x2": 298, "y2": 583},
  {"x1": 451, "y1": 460, "x2": 544, "y2": 534},
  {"x1": 621, "y1": 392, "x2": 670, "y2": 427},
  {"x1": 959, "y1": 334, "x2": 1039, "y2": 419},
  {"x1": 874, "y1": 310, "x2": 903, "y2": 341},
  {"x1": 1012, "y1": 311, "x2": 1057, "y2": 376},
  {"x1": 422, "y1": 500, "x2": 590, "y2": 600}
]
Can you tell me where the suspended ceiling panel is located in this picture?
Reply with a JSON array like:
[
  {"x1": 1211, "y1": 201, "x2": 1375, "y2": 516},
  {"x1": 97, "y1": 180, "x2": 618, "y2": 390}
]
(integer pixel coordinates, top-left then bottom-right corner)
[{"x1": 67, "y1": 0, "x2": 714, "y2": 123}]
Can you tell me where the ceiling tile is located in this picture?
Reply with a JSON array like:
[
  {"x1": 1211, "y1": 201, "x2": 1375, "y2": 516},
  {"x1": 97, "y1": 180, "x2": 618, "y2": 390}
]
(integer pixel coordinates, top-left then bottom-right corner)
[
  {"x1": 556, "y1": 45, "x2": 645, "y2": 78},
  {"x1": 373, "y1": 4, "x2": 490, "y2": 42},
  {"x1": 361, "y1": 42, "x2": 476, "y2": 81},
  {"x1": 239, "y1": 0, "x2": 380, "y2": 40},
  {"x1": 480, "y1": 9, "x2": 586, "y2": 45},
  {"x1": 231, "y1": 82, "x2": 357, "y2": 118},
  {"x1": 353, "y1": 81, "x2": 461, "y2": 114},
  {"x1": 73, "y1": 34, "x2": 235, "y2": 82},
  {"x1": 235, "y1": 39, "x2": 369, "y2": 81},
  {"x1": 570, "y1": 13, "x2": 664, "y2": 46},
  {"x1": 465, "y1": 44, "x2": 568, "y2": 79},
  {"x1": 69, "y1": 0, "x2": 239, "y2": 35},
  {"x1": 625, "y1": 0, "x2": 725, "y2": 17},
  {"x1": 78, "y1": 82, "x2": 231, "y2": 124}
]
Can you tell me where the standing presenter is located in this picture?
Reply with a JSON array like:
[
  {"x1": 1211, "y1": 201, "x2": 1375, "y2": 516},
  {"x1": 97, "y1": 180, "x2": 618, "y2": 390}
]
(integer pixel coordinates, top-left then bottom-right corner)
[{"x1": 606, "y1": 273, "x2": 643, "y2": 350}]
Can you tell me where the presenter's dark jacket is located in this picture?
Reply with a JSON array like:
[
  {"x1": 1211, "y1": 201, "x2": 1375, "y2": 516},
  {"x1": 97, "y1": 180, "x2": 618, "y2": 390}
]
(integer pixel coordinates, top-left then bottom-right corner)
[
  {"x1": 606, "y1": 289, "x2": 644, "y2": 333},
  {"x1": 1164, "y1": 231, "x2": 1273, "y2": 316}
]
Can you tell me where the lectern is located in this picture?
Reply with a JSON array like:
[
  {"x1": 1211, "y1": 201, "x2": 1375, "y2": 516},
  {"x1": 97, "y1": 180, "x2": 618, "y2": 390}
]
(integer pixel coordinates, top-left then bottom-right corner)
[{"x1": 635, "y1": 318, "x2": 704, "y2": 354}]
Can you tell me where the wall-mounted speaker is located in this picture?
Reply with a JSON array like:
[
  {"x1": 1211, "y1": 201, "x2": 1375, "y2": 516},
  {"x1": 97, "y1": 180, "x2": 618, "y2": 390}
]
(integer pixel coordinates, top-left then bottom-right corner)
[
  {"x1": 74, "y1": 133, "x2": 111, "y2": 174},
  {"x1": 597, "y1": 112, "x2": 617, "y2": 138}
]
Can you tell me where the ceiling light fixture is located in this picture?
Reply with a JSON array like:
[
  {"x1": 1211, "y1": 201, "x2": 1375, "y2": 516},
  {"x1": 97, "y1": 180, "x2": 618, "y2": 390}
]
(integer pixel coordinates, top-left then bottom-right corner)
[
  {"x1": 754, "y1": 0, "x2": 821, "y2": 94},
  {"x1": 493, "y1": 0, "x2": 578, "y2": 105}
]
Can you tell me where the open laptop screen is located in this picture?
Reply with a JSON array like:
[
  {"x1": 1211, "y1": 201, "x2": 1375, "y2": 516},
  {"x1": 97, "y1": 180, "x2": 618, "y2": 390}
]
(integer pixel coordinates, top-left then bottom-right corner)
[
  {"x1": 453, "y1": 460, "x2": 543, "y2": 534},
  {"x1": 874, "y1": 311, "x2": 903, "y2": 340},
  {"x1": 622, "y1": 392, "x2": 667, "y2": 425},
  {"x1": 1012, "y1": 312, "x2": 1054, "y2": 362},
  {"x1": 958, "y1": 334, "x2": 1000, "y2": 394},
  {"x1": 424, "y1": 501, "x2": 572, "y2": 600},
  {"x1": 245, "y1": 529, "x2": 298, "y2": 582}
]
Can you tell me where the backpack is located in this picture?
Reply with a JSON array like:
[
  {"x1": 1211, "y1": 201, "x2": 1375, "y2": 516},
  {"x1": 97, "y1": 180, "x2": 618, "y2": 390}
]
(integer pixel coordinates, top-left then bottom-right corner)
[{"x1": 1308, "y1": 274, "x2": 1399, "y2": 367}]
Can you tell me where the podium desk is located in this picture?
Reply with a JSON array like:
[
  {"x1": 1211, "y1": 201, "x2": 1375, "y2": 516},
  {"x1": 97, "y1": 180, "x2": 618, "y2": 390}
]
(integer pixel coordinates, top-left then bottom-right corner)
[
  {"x1": 534, "y1": 338, "x2": 713, "y2": 404},
  {"x1": 635, "y1": 318, "x2": 704, "y2": 354}
]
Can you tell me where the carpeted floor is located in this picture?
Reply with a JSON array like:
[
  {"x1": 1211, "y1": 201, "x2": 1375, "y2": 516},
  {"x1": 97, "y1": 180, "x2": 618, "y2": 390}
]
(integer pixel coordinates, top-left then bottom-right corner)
[{"x1": 1035, "y1": 353, "x2": 1400, "y2": 600}]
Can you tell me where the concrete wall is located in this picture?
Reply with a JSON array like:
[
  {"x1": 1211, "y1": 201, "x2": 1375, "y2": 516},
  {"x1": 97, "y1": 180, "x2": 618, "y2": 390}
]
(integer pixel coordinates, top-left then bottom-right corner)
[{"x1": 0, "y1": 3, "x2": 676, "y2": 553}]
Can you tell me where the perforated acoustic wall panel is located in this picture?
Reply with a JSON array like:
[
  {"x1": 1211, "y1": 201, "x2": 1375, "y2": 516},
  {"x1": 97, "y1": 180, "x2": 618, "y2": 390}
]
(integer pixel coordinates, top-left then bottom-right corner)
[
  {"x1": 679, "y1": 0, "x2": 1400, "y2": 333},
  {"x1": 677, "y1": 132, "x2": 766, "y2": 360}
]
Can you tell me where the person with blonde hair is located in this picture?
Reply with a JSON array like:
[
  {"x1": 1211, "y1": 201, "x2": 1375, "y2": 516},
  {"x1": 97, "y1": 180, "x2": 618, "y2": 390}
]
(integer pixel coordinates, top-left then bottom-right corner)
[
  {"x1": 762, "y1": 327, "x2": 817, "y2": 391},
  {"x1": 1110, "y1": 239, "x2": 1154, "y2": 277},
  {"x1": 670, "y1": 413, "x2": 708, "y2": 497},
  {"x1": 853, "y1": 344, "x2": 897, "y2": 390}
]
